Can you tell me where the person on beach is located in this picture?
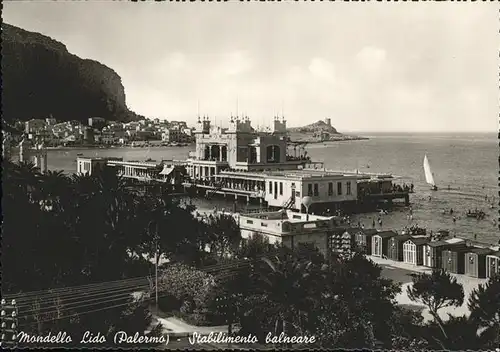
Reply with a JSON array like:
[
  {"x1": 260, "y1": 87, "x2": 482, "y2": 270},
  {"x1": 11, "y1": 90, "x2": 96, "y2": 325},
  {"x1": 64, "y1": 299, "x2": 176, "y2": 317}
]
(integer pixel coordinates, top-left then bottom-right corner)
[
  {"x1": 452, "y1": 216, "x2": 456, "y2": 224},
  {"x1": 428, "y1": 196, "x2": 432, "y2": 201},
  {"x1": 450, "y1": 208, "x2": 453, "y2": 215}
]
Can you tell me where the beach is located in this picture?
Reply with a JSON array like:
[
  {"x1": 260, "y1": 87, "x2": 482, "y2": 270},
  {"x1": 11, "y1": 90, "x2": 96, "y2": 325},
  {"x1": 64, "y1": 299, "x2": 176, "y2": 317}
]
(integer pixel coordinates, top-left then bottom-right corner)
[{"x1": 33, "y1": 132, "x2": 498, "y2": 245}]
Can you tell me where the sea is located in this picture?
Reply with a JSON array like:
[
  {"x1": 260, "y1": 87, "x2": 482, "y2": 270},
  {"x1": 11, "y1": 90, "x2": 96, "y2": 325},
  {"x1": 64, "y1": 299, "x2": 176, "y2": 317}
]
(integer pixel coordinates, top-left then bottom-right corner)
[{"x1": 29, "y1": 132, "x2": 500, "y2": 245}]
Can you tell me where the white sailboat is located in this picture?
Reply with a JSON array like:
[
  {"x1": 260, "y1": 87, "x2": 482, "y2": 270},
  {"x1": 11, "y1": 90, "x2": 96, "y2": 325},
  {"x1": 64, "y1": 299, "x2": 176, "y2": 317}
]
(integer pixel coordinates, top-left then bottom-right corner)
[{"x1": 423, "y1": 154, "x2": 438, "y2": 191}]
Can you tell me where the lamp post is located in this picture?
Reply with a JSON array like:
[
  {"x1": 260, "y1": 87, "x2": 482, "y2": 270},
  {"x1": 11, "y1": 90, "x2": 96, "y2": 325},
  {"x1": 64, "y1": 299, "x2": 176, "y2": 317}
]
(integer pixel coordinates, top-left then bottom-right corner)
[{"x1": 301, "y1": 196, "x2": 313, "y2": 221}]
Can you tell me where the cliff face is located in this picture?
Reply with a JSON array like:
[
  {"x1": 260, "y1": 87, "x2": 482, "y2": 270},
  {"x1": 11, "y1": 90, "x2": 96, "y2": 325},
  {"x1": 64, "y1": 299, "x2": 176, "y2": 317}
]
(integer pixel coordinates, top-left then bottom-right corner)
[{"x1": 1, "y1": 23, "x2": 141, "y2": 123}]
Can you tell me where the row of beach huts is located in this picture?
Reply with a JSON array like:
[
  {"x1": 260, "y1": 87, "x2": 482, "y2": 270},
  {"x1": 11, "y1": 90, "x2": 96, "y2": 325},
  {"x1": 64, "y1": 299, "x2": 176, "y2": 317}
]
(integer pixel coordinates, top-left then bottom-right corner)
[{"x1": 330, "y1": 228, "x2": 500, "y2": 279}]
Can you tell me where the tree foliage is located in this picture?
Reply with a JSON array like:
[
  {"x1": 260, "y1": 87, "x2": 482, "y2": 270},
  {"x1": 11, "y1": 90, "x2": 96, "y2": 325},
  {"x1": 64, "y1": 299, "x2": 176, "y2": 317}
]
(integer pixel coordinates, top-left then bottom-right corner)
[
  {"x1": 467, "y1": 274, "x2": 500, "y2": 349},
  {"x1": 407, "y1": 269, "x2": 464, "y2": 319},
  {"x1": 2, "y1": 160, "x2": 204, "y2": 345},
  {"x1": 5, "y1": 159, "x2": 500, "y2": 350}
]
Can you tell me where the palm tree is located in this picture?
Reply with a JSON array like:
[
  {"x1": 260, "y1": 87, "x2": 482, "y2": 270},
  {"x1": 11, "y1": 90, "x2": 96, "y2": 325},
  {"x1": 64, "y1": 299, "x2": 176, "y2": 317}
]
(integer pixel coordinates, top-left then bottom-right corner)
[
  {"x1": 204, "y1": 213, "x2": 241, "y2": 259},
  {"x1": 39, "y1": 170, "x2": 70, "y2": 212},
  {"x1": 255, "y1": 254, "x2": 313, "y2": 339},
  {"x1": 6, "y1": 161, "x2": 43, "y2": 202}
]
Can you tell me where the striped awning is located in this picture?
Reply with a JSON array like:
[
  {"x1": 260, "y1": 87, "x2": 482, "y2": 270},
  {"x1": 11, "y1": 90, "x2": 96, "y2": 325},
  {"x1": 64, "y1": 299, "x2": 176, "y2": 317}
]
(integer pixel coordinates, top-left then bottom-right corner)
[{"x1": 159, "y1": 165, "x2": 175, "y2": 176}]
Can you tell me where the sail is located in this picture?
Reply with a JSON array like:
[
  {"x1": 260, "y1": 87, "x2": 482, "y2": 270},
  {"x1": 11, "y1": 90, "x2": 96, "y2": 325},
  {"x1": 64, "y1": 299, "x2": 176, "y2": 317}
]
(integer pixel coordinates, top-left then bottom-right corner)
[{"x1": 423, "y1": 154, "x2": 436, "y2": 186}]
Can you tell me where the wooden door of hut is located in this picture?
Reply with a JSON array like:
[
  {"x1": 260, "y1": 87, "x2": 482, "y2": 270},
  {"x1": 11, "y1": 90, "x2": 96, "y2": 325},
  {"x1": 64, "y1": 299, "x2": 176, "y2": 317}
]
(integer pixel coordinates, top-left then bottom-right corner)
[{"x1": 486, "y1": 252, "x2": 500, "y2": 278}]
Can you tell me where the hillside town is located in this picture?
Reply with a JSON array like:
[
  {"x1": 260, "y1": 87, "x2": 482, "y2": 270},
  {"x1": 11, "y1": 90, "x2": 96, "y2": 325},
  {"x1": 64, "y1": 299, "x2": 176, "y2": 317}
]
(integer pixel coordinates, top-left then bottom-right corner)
[{"x1": 13, "y1": 116, "x2": 196, "y2": 147}]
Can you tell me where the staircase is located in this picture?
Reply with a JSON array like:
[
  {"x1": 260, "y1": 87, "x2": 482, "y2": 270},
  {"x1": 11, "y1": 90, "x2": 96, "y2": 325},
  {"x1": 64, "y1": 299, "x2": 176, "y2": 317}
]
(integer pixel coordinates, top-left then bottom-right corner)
[
  {"x1": 281, "y1": 195, "x2": 295, "y2": 210},
  {"x1": 205, "y1": 180, "x2": 226, "y2": 199}
]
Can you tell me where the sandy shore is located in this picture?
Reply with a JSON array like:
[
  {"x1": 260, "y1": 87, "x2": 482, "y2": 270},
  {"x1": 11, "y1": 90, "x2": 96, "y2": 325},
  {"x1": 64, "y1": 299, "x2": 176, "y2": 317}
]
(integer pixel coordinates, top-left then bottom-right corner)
[{"x1": 370, "y1": 256, "x2": 487, "y2": 322}]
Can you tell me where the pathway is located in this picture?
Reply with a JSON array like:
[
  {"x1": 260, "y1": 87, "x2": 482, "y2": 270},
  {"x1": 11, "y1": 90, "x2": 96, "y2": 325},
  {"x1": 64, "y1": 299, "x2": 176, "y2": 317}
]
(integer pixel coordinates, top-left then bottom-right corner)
[{"x1": 369, "y1": 255, "x2": 488, "y2": 322}]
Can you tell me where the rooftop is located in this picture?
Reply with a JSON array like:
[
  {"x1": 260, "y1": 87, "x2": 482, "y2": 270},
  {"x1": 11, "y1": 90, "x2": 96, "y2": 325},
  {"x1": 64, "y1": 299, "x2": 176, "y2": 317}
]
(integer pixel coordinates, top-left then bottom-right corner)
[
  {"x1": 428, "y1": 238, "x2": 466, "y2": 248},
  {"x1": 265, "y1": 169, "x2": 361, "y2": 179},
  {"x1": 220, "y1": 168, "x2": 366, "y2": 180},
  {"x1": 77, "y1": 156, "x2": 123, "y2": 161},
  {"x1": 407, "y1": 237, "x2": 431, "y2": 245},
  {"x1": 241, "y1": 209, "x2": 333, "y2": 224},
  {"x1": 375, "y1": 230, "x2": 398, "y2": 238},
  {"x1": 466, "y1": 247, "x2": 495, "y2": 256},
  {"x1": 391, "y1": 234, "x2": 412, "y2": 242}
]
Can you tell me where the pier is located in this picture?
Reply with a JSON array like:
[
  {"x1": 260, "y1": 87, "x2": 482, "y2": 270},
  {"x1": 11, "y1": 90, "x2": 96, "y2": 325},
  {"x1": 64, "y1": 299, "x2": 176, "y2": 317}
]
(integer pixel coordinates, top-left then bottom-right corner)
[
  {"x1": 75, "y1": 115, "x2": 411, "y2": 213},
  {"x1": 361, "y1": 191, "x2": 410, "y2": 206}
]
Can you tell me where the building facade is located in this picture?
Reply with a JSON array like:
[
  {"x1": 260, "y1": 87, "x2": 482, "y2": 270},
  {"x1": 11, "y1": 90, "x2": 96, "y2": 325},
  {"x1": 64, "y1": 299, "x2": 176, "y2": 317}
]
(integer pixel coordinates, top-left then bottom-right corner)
[
  {"x1": 262, "y1": 170, "x2": 359, "y2": 211},
  {"x1": 187, "y1": 115, "x2": 305, "y2": 178},
  {"x1": 25, "y1": 119, "x2": 47, "y2": 134},
  {"x1": 76, "y1": 157, "x2": 120, "y2": 176},
  {"x1": 19, "y1": 138, "x2": 48, "y2": 173},
  {"x1": 238, "y1": 210, "x2": 335, "y2": 256}
]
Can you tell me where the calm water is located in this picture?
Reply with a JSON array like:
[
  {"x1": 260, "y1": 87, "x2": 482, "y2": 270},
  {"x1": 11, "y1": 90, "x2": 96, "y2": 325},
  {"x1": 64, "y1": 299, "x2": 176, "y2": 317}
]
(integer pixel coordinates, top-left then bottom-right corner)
[{"x1": 32, "y1": 133, "x2": 500, "y2": 245}]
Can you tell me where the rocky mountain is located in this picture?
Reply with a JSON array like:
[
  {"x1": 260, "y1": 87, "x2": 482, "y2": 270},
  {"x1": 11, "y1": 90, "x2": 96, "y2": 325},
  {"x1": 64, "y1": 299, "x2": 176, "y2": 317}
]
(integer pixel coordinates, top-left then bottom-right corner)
[
  {"x1": 1, "y1": 23, "x2": 142, "y2": 123},
  {"x1": 287, "y1": 119, "x2": 367, "y2": 143},
  {"x1": 287, "y1": 120, "x2": 339, "y2": 134}
]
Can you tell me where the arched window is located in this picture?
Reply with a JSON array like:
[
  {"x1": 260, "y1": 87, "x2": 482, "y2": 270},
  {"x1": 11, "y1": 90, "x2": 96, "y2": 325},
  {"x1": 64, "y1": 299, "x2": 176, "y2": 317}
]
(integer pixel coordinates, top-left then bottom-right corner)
[
  {"x1": 211, "y1": 145, "x2": 220, "y2": 161},
  {"x1": 266, "y1": 145, "x2": 281, "y2": 163}
]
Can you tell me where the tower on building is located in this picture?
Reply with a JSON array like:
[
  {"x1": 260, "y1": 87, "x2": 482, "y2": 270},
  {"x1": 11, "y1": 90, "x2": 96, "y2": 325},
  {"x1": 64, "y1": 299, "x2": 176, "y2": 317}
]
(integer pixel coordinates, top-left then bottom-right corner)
[
  {"x1": 18, "y1": 137, "x2": 48, "y2": 173},
  {"x1": 33, "y1": 142, "x2": 48, "y2": 174},
  {"x1": 19, "y1": 138, "x2": 32, "y2": 163},
  {"x1": 272, "y1": 115, "x2": 287, "y2": 134}
]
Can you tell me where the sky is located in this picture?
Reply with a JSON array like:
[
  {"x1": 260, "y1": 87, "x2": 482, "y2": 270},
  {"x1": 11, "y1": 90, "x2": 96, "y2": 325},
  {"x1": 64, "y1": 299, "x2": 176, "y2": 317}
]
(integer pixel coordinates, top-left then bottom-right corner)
[{"x1": 3, "y1": 2, "x2": 498, "y2": 133}]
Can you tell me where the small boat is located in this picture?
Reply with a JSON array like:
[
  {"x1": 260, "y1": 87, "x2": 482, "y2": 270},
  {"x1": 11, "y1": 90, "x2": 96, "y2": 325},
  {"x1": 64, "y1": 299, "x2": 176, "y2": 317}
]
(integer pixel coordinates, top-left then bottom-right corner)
[
  {"x1": 402, "y1": 225, "x2": 427, "y2": 236},
  {"x1": 466, "y1": 211, "x2": 486, "y2": 220},
  {"x1": 423, "y1": 154, "x2": 438, "y2": 191}
]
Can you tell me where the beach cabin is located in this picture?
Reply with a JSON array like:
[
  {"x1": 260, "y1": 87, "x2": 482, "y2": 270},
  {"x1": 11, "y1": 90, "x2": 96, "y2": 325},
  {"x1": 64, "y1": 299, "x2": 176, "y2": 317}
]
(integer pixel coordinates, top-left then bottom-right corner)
[
  {"x1": 465, "y1": 248, "x2": 493, "y2": 278},
  {"x1": 486, "y1": 251, "x2": 500, "y2": 278},
  {"x1": 422, "y1": 239, "x2": 467, "y2": 269},
  {"x1": 371, "y1": 231, "x2": 397, "y2": 258},
  {"x1": 403, "y1": 237, "x2": 430, "y2": 266},
  {"x1": 387, "y1": 235, "x2": 411, "y2": 262},
  {"x1": 329, "y1": 228, "x2": 355, "y2": 253},
  {"x1": 441, "y1": 247, "x2": 470, "y2": 274},
  {"x1": 354, "y1": 229, "x2": 378, "y2": 255}
]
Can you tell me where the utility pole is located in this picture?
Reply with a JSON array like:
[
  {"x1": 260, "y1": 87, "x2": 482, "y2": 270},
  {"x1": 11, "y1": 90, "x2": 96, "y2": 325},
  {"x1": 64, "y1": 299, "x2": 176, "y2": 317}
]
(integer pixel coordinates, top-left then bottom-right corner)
[
  {"x1": 148, "y1": 221, "x2": 160, "y2": 314},
  {"x1": 154, "y1": 222, "x2": 159, "y2": 314},
  {"x1": 155, "y1": 237, "x2": 159, "y2": 314}
]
